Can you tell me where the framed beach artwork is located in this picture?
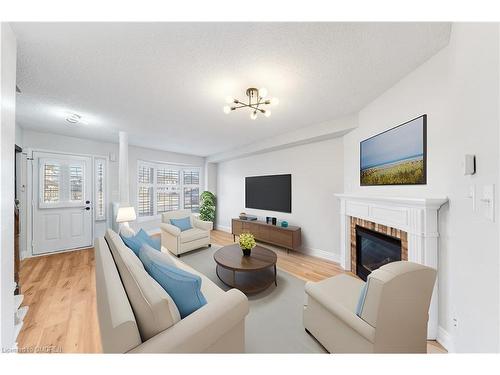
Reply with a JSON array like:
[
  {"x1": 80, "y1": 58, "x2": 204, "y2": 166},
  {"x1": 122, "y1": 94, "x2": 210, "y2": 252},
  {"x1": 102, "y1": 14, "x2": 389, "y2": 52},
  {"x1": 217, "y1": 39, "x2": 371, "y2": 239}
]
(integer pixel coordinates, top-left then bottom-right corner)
[{"x1": 360, "y1": 115, "x2": 427, "y2": 186}]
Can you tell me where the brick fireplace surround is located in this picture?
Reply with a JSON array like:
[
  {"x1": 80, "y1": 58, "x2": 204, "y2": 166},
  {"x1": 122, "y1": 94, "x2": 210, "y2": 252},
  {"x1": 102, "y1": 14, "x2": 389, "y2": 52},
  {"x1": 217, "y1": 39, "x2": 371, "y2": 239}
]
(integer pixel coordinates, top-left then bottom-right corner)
[{"x1": 350, "y1": 217, "x2": 408, "y2": 275}]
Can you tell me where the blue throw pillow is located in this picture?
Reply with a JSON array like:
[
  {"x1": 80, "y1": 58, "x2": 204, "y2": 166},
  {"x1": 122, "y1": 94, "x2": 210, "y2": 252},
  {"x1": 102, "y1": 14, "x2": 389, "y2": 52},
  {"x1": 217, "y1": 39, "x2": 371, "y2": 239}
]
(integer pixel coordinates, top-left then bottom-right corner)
[
  {"x1": 170, "y1": 217, "x2": 192, "y2": 232},
  {"x1": 139, "y1": 246, "x2": 207, "y2": 318},
  {"x1": 135, "y1": 229, "x2": 161, "y2": 250},
  {"x1": 355, "y1": 282, "x2": 368, "y2": 317},
  {"x1": 121, "y1": 228, "x2": 160, "y2": 255},
  {"x1": 139, "y1": 243, "x2": 175, "y2": 267},
  {"x1": 150, "y1": 236, "x2": 161, "y2": 250}
]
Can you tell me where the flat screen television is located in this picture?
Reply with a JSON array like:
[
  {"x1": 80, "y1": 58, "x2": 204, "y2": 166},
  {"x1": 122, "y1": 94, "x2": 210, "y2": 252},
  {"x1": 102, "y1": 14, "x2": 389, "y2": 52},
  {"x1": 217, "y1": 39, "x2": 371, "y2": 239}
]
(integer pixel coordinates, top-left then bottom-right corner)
[
  {"x1": 360, "y1": 115, "x2": 427, "y2": 186},
  {"x1": 245, "y1": 174, "x2": 292, "y2": 213}
]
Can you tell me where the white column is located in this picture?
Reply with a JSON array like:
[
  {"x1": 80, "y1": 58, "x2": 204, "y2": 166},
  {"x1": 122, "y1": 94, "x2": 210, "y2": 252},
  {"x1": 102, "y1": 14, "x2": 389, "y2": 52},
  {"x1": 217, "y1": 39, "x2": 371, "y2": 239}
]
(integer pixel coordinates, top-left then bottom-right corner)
[
  {"x1": 204, "y1": 160, "x2": 217, "y2": 194},
  {"x1": 0, "y1": 23, "x2": 17, "y2": 350},
  {"x1": 118, "y1": 131, "x2": 129, "y2": 205}
]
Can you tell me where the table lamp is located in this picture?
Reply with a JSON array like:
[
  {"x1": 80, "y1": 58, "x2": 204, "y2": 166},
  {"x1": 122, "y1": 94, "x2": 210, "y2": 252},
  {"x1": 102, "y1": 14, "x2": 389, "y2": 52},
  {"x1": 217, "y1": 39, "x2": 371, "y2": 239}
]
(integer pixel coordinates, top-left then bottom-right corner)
[{"x1": 116, "y1": 206, "x2": 136, "y2": 228}]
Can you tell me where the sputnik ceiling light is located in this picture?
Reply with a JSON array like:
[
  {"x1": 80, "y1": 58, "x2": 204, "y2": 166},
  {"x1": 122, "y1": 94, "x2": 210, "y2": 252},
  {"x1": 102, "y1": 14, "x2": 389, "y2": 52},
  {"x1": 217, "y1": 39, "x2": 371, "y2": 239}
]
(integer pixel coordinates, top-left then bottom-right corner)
[{"x1": 223, "y1": 87, "x2": 279, "y2": 120}]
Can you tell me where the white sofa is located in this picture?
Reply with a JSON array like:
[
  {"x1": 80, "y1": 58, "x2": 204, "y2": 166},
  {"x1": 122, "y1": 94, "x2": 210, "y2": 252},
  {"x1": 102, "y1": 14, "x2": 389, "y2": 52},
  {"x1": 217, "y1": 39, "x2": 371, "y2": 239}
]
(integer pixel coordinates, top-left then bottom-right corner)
[
  {"x1": 161, "y1": 209, "x2": 213, "y2": 257},
  {"x1": 95, "y1": 229, "x2": 249, "y2": 353},
  {"x1": 303, "y1": 261, "x2": 437, "y2": 353}
]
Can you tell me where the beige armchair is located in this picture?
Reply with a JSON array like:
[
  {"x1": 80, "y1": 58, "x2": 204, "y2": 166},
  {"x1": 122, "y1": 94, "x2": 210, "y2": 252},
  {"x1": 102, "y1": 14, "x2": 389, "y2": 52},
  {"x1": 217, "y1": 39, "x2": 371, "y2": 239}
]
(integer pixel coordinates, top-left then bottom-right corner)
[
  {"x1": 303, "y1": 261, "x2": 437, "y2": 353},
  {"x1": 161, "y1": 209, "x2": 213, "y2": 257}
]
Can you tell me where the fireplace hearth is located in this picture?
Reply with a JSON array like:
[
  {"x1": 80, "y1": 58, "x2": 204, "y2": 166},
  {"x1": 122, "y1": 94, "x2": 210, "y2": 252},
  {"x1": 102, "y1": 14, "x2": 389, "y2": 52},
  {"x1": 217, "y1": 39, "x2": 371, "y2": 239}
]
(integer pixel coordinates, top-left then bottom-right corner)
[{"x1": 355, "y1": 226, "x2": 401, "y2": 281}]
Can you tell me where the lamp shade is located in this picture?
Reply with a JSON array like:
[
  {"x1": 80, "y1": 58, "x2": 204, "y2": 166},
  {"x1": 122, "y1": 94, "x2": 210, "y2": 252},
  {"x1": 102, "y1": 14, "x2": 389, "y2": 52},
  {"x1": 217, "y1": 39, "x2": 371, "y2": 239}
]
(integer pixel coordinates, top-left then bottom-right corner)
[{"x1": 116, "y1": 206, "x2": 137, "y2": 223}]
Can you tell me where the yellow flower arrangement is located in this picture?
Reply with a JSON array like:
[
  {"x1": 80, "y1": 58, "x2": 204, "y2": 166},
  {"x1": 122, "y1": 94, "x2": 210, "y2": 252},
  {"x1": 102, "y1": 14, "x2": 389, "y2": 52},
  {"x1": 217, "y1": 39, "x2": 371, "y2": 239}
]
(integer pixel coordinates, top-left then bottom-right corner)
[{"x1": 239, "y1": 232, "x2": 256, "y2": 250}]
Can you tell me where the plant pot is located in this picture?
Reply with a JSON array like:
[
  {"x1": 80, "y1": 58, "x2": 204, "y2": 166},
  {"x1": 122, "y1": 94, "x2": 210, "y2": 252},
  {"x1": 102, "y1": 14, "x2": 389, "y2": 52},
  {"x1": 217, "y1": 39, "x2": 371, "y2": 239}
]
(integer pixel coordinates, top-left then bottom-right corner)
[{"x1": 241, "y1": 248, "x2": 252, "y2": 256}]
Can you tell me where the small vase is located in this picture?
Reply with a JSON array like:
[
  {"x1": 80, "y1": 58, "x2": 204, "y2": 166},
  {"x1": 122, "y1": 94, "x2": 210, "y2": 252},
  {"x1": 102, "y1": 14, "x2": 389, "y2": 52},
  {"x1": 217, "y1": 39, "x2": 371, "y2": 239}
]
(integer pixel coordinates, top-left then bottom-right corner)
[{"x1": 242, "y1": 248, "x2": 251, "y2": 256}]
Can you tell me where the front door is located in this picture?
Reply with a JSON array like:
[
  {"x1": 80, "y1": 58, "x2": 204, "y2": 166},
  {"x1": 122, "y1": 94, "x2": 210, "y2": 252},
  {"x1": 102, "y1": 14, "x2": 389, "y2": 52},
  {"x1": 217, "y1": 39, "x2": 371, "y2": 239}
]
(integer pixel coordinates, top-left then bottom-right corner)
[{"x1": 32, "y1": 151, "x2": 93, "y2": 255}]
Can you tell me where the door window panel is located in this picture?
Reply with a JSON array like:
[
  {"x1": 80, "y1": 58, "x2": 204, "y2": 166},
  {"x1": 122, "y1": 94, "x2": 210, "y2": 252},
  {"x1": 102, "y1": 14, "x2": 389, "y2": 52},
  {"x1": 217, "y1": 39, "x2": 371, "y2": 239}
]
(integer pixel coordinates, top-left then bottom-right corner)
[
  {"x1": 69, "y1": 165, "x2": 84, "y2": 202},
  {"x1": 43, "y1": 164, "x2": 60, "y2": 203}
]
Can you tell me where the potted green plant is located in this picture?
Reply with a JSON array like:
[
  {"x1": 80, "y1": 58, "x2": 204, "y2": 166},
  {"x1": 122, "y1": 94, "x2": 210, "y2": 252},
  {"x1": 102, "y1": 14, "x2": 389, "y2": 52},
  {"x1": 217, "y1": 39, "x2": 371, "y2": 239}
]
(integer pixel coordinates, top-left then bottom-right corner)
[
  {"x1": 238, "y1": 232, "x2": 256, "y2": 256},
  {"x1": 199, "y1": 191, "x2": 216, "y2": 224}
]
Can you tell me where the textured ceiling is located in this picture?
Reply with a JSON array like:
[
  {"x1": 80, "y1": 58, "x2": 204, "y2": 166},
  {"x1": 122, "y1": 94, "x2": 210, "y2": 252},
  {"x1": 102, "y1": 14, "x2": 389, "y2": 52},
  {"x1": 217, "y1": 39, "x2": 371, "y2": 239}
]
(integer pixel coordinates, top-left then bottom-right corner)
[{"x1": 13, "y1": 22, "x2": 451, "y2": 156}]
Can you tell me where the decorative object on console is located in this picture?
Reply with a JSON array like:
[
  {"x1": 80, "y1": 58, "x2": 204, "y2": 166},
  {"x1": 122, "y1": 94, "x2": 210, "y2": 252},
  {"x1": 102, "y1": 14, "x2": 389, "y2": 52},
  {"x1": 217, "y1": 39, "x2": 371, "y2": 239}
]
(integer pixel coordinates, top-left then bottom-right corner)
[
  {"x1": 239, "y1": 212, "x2": 257, "y2": 220},
  {"x1": 238, "y1": 232, "x2": 256, "y2": 256},
  {"x1": 199, "y1": 191, "x2": 216, "y2": 223},
  {"x1": 360, "y1": 114, "x2": 427, "y2": 186},
  {"x1": 271, "y1": 217, "x2": 277, "y2": 225},
  {"x1": 223, "y1": 87, "x2": 278, "y2": 119},
  {"x1": 280, "y1": 221, "x2": 289, "y2": 228}
]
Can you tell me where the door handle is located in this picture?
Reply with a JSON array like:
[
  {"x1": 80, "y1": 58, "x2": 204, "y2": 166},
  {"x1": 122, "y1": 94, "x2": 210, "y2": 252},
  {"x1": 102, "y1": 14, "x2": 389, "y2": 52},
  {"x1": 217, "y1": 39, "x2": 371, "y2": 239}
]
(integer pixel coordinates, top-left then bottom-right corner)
[{"x1": 83, "y1": 207, "x2": 91, "y2": 211}]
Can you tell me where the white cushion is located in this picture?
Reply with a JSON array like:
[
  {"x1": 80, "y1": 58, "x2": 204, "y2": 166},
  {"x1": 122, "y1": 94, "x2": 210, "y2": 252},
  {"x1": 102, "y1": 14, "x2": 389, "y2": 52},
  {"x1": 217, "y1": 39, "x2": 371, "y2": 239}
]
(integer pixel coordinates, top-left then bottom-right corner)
[
  {"x1": 119, "y1": 226, "x2": 136, "y2": 238},
  {"x1": 180, "y1": 228, "x2": 209, "y2": 243},
  {"x1": 105, "y1": 229, "x2": 181, "y2": 341}
]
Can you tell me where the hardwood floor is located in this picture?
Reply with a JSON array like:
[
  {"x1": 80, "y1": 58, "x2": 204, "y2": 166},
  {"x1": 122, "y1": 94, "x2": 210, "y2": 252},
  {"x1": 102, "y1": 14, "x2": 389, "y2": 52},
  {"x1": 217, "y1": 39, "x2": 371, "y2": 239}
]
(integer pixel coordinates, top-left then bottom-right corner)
[
  {"x1": 17, "y1": 229, "x2": 446, "y2": 353},
  {"x1": 17, "y1": 248, "x2": 101, "y2": 353}
]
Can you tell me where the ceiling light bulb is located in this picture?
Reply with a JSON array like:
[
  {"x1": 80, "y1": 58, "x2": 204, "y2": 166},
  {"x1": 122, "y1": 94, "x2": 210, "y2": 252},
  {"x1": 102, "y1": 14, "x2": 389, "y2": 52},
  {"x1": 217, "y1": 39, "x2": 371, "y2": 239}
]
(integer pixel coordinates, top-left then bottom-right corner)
[
  {"x1": 264, "y1": 110, "x2": 271, "y2": 118},
  {"x1": 250, "y1": 111, "x2": 258, "y2": 120},
  {"x1": 270, "y1": 97, "x2": 279, "y2": 106},
  {"x1": 225, "y1": 96, "x2": 234, "y2": 104},
  {"x1": 223, "y1": 106, "x2": 231, "y2": 114},
  {"x1": 259, "y1": 88, "x2": 268, "y2": 98}
]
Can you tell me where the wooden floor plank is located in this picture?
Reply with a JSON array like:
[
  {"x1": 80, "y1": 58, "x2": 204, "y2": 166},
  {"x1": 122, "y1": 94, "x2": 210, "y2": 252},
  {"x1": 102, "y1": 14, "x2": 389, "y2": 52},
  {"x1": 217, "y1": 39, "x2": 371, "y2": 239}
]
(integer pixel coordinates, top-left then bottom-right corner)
[{"x1": 17, "y1": 231, "x2": 446, "y2": 354}]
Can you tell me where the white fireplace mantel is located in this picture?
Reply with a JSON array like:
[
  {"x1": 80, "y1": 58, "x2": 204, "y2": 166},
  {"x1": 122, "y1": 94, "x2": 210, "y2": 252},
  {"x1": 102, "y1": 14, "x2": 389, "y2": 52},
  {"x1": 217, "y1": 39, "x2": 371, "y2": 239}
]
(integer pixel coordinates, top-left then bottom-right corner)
[{"x1": 335, "y1": 193, "x2": 448, "y2": 339}]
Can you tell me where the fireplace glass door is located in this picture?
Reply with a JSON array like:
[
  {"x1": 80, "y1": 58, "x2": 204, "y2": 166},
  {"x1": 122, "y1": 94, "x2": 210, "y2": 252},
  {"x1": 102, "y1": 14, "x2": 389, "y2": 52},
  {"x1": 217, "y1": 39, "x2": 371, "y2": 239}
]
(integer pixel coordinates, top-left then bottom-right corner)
[{"x1": 356, "y1": 226, "x2": 402, "y2": 281}]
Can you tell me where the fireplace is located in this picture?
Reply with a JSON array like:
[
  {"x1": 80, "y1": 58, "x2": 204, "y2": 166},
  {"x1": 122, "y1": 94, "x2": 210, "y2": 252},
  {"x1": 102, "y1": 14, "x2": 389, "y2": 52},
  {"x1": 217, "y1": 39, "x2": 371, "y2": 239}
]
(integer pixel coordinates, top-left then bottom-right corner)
[
  {"x1": 336, "y1": 194, "x2": 448, "y2": 339},
  {"x1": 355, "y1": 225, "x2": 402, "y2": 281}
]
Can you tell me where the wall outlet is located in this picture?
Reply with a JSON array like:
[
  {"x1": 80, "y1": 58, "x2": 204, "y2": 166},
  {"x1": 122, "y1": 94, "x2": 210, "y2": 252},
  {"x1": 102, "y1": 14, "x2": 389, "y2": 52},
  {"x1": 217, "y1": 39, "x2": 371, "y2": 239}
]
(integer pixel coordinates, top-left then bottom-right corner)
[{"x1": 452, "y1": 317, "x2": 459, "y2": 329}]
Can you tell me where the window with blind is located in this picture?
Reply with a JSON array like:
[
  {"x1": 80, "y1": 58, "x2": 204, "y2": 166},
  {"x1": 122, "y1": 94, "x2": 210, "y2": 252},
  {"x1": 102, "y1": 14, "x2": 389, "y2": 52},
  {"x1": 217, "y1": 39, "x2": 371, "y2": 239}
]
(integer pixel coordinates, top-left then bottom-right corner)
[
  {"x1": 94, "y1": 158, "x2": 106, "y2": 221},
  {"x1": 137, "y1": 162, "x2": 201, "y2": 217}
]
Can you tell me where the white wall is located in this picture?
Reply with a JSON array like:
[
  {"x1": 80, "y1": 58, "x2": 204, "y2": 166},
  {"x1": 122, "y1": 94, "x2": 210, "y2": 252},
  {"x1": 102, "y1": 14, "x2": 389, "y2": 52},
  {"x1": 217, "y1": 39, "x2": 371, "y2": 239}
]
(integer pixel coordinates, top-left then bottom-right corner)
[
  {"x1": 343, "y1": 23, "x2": 499, "y2": 352},
  {"x1": 217, "y1": 137, "x2": 344, "y2": 260},
  {"x1": 21, "y1": 129, "x2": 205, "y2": 246},
  {"x1": 0, "y1": 22, "x2": 17, "y2": 351}
]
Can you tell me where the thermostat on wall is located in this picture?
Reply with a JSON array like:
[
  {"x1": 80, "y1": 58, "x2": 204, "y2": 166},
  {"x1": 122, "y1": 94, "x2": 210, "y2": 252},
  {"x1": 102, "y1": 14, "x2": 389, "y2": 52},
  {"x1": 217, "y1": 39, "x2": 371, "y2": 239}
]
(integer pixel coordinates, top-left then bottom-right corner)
[{"x1": 464, "y1": 154, "x2": 476, "y2": 175}]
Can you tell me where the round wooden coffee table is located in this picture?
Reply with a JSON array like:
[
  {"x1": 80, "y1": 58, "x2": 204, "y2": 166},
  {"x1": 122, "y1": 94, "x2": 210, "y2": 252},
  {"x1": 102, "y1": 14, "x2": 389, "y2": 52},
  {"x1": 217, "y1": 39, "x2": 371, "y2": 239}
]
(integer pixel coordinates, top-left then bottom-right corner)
[{"x1": 213, "y1": 244, "x2": 277, "y2": 294}]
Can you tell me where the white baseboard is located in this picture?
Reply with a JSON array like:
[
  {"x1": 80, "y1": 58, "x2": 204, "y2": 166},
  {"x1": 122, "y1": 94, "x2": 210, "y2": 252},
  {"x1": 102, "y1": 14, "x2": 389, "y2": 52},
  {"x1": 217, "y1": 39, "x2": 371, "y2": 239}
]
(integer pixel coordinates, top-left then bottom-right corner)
[
  {"x1": 215, "y1": 224, "x2": 231, "y2": 233},
  {"x1": 298, "y1": 247, "x2": 340, "y2": 263},
  {"x1": 437, "y1": 326, "x2": 454, "y2": 352}
]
